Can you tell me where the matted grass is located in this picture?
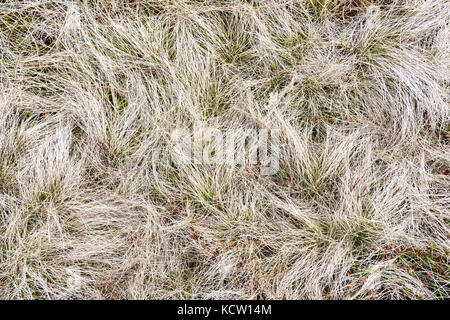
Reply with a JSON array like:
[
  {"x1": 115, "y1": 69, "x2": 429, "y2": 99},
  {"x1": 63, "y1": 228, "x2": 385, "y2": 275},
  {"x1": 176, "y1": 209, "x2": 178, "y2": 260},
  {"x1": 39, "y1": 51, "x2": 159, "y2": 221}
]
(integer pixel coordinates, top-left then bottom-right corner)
[{"x1": 0, "y1": 0, "x2": 448, "y2": 299}]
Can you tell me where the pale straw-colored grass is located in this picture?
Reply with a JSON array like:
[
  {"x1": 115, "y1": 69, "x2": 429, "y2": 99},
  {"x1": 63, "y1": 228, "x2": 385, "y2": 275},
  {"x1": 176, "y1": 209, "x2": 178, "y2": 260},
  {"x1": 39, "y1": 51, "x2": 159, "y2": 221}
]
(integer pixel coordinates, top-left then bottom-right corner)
[{"x1": 0, "y1": 0, "x2": 448, "y2": 299}]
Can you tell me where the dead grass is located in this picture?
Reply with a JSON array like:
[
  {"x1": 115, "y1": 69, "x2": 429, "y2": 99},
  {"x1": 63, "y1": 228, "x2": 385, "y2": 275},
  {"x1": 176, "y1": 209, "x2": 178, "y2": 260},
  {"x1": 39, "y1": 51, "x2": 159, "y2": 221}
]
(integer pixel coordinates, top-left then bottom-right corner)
[{"x1": 0, "y1": 0, "x2": 448, "y2": 299}]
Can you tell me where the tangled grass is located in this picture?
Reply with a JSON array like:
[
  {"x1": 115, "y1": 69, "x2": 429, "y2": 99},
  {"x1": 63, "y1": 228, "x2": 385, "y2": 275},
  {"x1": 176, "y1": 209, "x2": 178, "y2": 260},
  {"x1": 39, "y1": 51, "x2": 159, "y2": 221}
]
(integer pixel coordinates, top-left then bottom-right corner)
[{"x1": 0, "y1": 0, "x2": 449, "y2": 299}]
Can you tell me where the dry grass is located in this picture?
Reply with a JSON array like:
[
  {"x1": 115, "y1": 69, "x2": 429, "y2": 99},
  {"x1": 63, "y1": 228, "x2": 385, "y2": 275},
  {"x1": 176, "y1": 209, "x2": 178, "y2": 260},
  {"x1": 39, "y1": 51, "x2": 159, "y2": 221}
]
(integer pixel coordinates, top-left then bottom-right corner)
[{"x1": 0, "y1": 0, "x2": 449, "y2": 299}]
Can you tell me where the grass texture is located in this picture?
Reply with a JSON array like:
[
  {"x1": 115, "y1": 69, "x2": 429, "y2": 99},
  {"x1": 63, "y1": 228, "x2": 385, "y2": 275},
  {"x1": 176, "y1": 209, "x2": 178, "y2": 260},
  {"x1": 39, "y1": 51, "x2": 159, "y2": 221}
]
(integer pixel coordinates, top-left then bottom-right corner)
[{"x1": 0, "y1": 0, "x2": 449, "y2": 299}]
